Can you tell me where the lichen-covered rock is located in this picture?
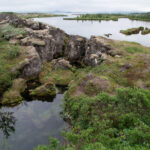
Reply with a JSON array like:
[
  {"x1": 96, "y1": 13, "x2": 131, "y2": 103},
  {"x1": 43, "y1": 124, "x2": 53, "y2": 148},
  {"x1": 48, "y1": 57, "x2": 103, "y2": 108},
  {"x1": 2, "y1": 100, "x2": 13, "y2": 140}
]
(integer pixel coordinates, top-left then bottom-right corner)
[
  {"x1": 21, "y1": 37, "x2": 46, "y2": 46},
  {"x1": 51, "y1": 58, "x2": 72, "y2": 70},
  {"x1": 64, "y1": 35, "x2": 87, "y2": 63},
  {"x1": 85, "y1": 36, "x2": 112, "y2": 66},
  {"x1": 30, "y1": 82, "x2": 56, "y2": 99},
  {"x1": 2, "y1": 78, "x2": 27, "y2": 105},
  {"x1": 22, "y1": 46, "x2": 42, "y2": 78}
]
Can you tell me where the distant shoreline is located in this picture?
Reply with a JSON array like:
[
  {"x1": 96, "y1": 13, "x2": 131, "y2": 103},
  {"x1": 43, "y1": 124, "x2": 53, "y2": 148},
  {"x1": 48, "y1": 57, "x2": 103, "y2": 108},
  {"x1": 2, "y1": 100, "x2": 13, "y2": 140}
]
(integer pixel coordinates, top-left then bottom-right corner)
[{"x1": 63, "y1": 13, "x2": 150, "y2": 22}]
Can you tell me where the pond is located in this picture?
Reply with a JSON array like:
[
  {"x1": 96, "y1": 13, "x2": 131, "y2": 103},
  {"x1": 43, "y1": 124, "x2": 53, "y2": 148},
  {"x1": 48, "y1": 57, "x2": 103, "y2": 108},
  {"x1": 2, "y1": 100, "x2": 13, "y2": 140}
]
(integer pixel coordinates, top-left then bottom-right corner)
[
  {"x1": 34, "y1": 15, "x2": 150, "y2": 47},
  {"x1": 0, "y1": 88, "x2": 68, "y2": 150}
]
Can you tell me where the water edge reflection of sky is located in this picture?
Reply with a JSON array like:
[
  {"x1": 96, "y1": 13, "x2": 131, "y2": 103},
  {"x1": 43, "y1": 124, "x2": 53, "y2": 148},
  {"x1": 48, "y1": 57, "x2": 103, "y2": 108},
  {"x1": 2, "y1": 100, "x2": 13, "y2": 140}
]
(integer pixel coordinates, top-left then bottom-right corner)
[{"x1": 34, "y1": 16, "x2": 150, "y2": 47}]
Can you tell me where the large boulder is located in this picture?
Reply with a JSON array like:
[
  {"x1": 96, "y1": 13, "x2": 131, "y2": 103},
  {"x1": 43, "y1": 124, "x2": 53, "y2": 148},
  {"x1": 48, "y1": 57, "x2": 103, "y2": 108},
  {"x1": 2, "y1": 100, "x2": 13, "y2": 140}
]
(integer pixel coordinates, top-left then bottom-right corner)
[
  {"x1": 64, "y1": 35, "x2": 87, "y2": 63},
  {"x1": 21, "y1": 46, "x2": 42, "y2": 78},
  {"x1": 85, "y1": 36, "x2": 112, "y2": 66},
  {"x1": 2, "y1": 78, "x2": 27, "y2": 105}
]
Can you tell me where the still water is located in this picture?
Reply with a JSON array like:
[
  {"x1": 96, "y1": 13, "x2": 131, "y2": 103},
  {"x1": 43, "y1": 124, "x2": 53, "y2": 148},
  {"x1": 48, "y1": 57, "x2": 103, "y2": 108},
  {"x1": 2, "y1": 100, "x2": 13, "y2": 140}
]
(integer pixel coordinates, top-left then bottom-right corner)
[
  {"x1": 0, "y1": 88, "x2": 67, "y2": 150},
  {"x1": 34, "y1": 16, "x2": 150, "y2": 47}
]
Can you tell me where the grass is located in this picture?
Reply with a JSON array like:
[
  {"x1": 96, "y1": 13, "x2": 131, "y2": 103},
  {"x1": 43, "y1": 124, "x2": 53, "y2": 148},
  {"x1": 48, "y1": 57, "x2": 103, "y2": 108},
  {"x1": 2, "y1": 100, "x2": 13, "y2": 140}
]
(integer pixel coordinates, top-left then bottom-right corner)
[
  {"x1": 0, "y1": 34, "x2": 25, "y2": 95},
  {"x1": 125, "y1": 47, "x2": 144, "y2": 54},
  {"x1": 0, "y1": 24, "x2": 26, "y2": 39},
  {"x1": 39, "y1": 62, "x2": 74, "y2": 86},
  {"x1": 64, "y1": 13, "x2": 150, "y2": 22},
  {"x1": 64, "y1": 14, "x2": 123, "y2": 21},
  {"x1": 18, "y1": 13, "x2": 67, "y2": 19}
]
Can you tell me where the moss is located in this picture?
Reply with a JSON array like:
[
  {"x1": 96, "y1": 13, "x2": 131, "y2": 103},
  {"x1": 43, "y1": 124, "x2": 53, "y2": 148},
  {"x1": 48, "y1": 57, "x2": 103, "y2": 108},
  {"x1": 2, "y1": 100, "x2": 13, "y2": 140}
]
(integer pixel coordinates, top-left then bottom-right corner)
[
  {"x1": 141, "y1": 28, "x2": 150, "y2": 35},
  {"x1": 53, "y1": 69, "x2": 73, "y2": 86},
  {"x1": 120, "y1": 27, "x2": 144, "y2": 35},
  {"x1": 39, "y1": 62, "x2": 74, "y2": 86},
  {"x1": 30, "y1": 82, "x2": 56, "y2": 99},
  {"x1": 2, "y1": 90, "x2": 22, "y2": 105},
  {"x1": 2, "y1": 78, "x2": 27, "y2": 105},
  {"x1": 0, "y1": 37, "x2": 26, "y2": 95}
]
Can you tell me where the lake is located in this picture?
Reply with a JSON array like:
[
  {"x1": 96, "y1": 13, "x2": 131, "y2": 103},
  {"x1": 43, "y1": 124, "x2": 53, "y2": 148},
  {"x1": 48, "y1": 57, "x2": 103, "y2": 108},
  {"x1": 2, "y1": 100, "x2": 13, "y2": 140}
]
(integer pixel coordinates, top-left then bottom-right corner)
[
  {"x1": 34, "y1": 15, "x2": 150, "y2": 47},
  {"x1": 0, "y1": 88, "x2": 68, "y2": 150}
]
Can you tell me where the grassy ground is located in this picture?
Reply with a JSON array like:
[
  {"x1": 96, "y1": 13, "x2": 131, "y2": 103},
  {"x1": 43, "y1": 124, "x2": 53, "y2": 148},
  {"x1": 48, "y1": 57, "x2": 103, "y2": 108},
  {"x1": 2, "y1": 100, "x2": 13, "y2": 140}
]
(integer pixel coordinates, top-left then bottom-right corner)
[
  {"x1": 0, "y1": 24, "x2": 26, "y2": 95},
  {"x1": 17, "y1": 13, "x2": 67, "y2": 19},
  {"x1": 34, "y1": 39, "x2": 150, "y2": 150}
]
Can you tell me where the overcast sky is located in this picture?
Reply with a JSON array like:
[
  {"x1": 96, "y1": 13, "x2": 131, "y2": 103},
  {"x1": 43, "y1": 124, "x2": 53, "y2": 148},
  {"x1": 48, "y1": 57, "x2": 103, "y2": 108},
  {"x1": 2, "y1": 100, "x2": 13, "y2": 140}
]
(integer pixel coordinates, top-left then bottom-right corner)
[{"x1": 0, "y1": 0, "x2": 149, "y2": 13}]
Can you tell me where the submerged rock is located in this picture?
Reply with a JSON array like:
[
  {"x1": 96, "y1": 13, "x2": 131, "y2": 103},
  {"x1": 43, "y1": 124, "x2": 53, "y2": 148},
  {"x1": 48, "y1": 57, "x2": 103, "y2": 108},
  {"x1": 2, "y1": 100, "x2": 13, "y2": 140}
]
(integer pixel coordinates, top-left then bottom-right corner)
[{"x1": 2, "y1": 78, "x2": 27, "y2": 105}]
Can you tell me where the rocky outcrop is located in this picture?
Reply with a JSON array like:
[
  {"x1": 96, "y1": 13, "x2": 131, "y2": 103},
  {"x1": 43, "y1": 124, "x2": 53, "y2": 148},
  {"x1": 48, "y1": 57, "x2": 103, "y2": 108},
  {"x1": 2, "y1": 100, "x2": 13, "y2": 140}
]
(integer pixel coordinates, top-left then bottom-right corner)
[
  {"x1": 84, "y1": 36, "x2": 112, "y2": 66},
  {"x1": 0, "y1": 14, "x2": 114, "y2": 69},
  {"x1": 10, "y1": 46, "x2": 42, "y2": 78},
  {"x1": 0, "y1": 14, "x2": 116, "y2": 105}
]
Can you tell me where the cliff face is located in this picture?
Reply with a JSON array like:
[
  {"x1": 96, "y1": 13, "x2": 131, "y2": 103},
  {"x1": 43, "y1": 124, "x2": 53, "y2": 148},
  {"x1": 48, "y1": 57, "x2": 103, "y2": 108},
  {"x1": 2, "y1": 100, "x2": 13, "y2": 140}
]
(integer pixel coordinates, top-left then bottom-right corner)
[{"x1": 0, "y1": 14, "x2": 114, "y2": 78}]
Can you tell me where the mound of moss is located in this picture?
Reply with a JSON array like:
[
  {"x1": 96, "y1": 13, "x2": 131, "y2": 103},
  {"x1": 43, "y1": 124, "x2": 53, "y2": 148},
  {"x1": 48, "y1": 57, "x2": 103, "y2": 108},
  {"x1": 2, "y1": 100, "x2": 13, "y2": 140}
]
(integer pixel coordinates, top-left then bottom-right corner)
[
  {"x1": 141, "y1": 28, "x2": 150, "y2": 35},
  {"x1": 120, "y1": 27, "x2": 144, "y2": 35}
]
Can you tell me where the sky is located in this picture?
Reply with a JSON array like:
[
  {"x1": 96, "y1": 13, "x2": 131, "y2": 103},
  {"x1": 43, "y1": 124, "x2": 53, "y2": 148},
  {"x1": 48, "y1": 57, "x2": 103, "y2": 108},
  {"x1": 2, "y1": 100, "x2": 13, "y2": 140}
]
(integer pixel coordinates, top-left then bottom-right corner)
[{"x1": 0, "y1": 0, "x2": 149, "y2": 13}]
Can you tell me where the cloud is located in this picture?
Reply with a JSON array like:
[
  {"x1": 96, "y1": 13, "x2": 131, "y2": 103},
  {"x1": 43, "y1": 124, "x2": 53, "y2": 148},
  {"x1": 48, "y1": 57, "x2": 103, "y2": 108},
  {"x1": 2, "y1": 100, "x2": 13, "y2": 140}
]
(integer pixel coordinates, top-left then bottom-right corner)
[{"x1": 0, "y1": 0, "x2": 149, "y2": 12}]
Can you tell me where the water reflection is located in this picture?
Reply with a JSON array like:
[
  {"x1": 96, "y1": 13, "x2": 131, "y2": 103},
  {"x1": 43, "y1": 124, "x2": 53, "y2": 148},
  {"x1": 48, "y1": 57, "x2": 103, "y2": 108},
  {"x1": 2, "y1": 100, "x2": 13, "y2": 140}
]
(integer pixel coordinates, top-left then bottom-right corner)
[
  {"x1": 0, "y1": 112, "x2": 16, "y2": 138},
  {"x1": 34, "y1": 16, "x2": 150, "y2": 47},
  {"x1": 0, "y1": 88, "x2": 68, "y2": 150}
]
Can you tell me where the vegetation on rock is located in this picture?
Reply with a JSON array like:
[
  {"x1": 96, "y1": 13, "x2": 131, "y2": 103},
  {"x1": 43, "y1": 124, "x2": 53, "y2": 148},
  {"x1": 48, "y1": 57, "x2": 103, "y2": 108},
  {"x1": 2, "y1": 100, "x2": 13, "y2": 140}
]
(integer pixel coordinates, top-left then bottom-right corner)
[
  {"x1": 120, "y1": 27, "x2": 144, "y2": 35},
  {"x1": 141, "y1": 28, "x2": 150, "y2": 35},
  {"x1": 2, "y1": 78, "x2": 27, "y2": 105},
  {"x1": 120, "y1": 27, "x2": 150, "y2": 35},
  {"x1": 30, "y1": 82, "x2": 56, "y2": 99}
]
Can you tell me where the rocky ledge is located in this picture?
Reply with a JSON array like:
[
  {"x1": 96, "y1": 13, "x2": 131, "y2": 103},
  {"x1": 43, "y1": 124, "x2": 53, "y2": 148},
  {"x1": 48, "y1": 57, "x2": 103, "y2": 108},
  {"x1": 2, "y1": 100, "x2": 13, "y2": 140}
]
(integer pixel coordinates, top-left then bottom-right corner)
[{"x1": 0, "y1": 14, "x2": 150, "y2": 105}]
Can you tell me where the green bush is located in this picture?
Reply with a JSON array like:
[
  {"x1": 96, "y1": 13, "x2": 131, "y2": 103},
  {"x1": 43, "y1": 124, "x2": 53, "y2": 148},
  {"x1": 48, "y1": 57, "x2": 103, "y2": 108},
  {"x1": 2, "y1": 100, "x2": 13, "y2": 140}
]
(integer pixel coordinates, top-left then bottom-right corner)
[{"x1": 62, "y1": 87, "x2": 150, "y2": 149}]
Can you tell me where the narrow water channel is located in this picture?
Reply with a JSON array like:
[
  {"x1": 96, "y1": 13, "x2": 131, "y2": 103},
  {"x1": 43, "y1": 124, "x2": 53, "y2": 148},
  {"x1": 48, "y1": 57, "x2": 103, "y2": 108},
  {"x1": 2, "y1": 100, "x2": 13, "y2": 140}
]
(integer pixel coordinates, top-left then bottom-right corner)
[{"x1": 0, "y1": 87, "x2": 68, "y2": 150}]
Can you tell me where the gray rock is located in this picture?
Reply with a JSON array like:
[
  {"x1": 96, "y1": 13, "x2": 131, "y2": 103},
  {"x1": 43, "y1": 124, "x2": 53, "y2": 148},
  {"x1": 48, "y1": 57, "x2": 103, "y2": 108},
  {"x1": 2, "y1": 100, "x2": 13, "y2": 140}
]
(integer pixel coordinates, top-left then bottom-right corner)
[
  {"x1": 51, "y1": 58, "x2": 72, "y2": 70},
  {"x1": 22, "y1": 46, "x2": 42, "y2": 78},
  {"x1": 64, "y1": 35, "x2": 87, "y2": 63}
]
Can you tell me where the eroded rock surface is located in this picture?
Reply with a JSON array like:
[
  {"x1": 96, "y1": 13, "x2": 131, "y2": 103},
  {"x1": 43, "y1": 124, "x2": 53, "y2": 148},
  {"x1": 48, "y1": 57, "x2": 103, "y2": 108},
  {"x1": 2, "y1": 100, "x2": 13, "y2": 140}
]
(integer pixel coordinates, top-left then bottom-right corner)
[{"x1": 0, "y1": 14, "x2": 116, "y2": 105}]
